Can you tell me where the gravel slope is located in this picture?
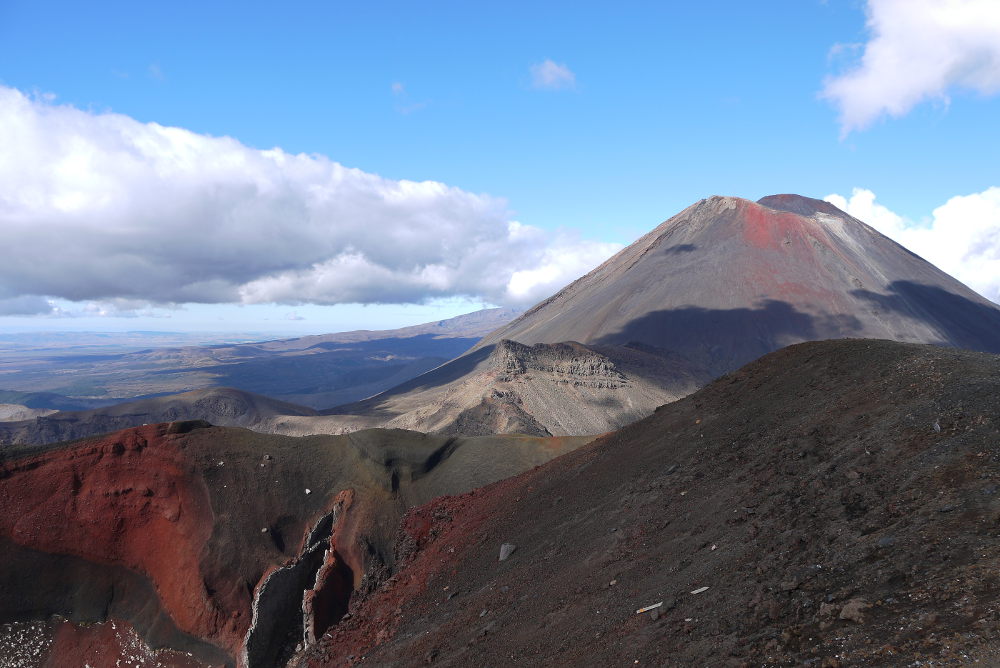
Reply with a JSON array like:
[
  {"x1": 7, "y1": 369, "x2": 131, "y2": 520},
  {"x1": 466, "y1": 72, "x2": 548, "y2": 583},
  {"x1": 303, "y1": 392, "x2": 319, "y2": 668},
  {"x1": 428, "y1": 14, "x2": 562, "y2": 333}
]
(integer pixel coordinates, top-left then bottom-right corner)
[{"x1": 301, "y1": 339, "x2": 1000, "y2": 667}]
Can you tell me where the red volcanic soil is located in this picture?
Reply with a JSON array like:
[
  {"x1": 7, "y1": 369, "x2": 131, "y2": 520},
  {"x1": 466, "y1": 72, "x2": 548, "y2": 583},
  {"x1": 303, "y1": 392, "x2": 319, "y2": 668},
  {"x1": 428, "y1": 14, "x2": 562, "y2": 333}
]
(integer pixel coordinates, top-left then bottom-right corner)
[
  {"x1": 740, "y1": 200, "x2": 808, "y2": 250},
  {"x1": 302, "y1": 339, "x2": 1000, "y2": 666}
]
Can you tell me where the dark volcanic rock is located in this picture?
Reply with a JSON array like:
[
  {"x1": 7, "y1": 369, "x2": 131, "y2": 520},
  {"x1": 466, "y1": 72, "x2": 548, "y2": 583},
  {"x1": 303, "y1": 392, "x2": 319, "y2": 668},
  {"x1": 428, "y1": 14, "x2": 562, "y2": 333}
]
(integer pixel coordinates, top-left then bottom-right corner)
[{"x1": 301, "y1": 339, "x2": 1000, "y2": 667}]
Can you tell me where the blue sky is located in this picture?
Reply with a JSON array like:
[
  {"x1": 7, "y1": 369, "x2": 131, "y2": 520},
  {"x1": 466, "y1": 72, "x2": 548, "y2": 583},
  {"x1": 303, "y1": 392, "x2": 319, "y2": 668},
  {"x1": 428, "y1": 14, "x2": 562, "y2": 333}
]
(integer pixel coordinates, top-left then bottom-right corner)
[{"x1": 1, "y1": 0, "x2": 998, "y2": 336}]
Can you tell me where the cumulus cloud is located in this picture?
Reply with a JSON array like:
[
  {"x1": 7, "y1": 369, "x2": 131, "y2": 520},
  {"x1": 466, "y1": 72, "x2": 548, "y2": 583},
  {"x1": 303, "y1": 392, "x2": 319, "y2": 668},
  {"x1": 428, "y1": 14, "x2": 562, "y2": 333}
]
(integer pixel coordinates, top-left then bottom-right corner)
[
  {"x1": 529, "y1": 59, "x2": 576, "y2": 90},
  {"x1": 826, "y1": 187, "x2": 1000, "y2": 301},
  {"x1": 0, "y1": 86, "x2": 620, "y2": 312},
  {"x1": 822, "y1": 0, "x2": 1000, "y2": 134},
  {"x1": 491, "y1": 224, "x2": 619, "y2": 305}
]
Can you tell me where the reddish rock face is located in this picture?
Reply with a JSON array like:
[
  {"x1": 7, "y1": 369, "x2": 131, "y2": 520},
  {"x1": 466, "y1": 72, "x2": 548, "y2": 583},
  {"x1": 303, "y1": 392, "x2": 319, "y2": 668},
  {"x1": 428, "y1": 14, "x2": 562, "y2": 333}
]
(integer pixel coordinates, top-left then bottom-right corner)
[
  {"x1": 0, "y1": 426, "x2": 232, "y2": 646},
  {"x1": 303, "y1": 490, "x2": 358, "y2": 647},
  {"x1": 0, "y1": 425, "x2": 378, "y2": 665}
]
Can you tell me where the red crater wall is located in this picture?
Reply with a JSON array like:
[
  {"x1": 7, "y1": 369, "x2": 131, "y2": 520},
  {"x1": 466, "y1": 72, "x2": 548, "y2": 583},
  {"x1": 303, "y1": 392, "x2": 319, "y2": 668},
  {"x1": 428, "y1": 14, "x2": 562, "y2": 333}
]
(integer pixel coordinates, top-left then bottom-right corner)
[{"x1": 0, "y1": 425, "x2": 242, "y2": 652}]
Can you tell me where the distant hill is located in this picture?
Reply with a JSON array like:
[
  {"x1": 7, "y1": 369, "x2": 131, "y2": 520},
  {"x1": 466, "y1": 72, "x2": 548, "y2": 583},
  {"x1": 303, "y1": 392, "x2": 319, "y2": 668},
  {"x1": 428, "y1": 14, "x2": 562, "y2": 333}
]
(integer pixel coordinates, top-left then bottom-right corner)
[
  {"x1": 0, "y1": 307, "x2": 520, "y2": 410},
  {"x1": 250, "y1": 306, "x2": 522, "y2": 350},
  {"x1": 0, "y1": 389, "x2": 121, "y2": 411},
  {"x1": 0, "y1": 387, "x2": 318, "y2": 446},
  {"x1": 0, "y1": 403, "x2": 55, "y2": 421}
]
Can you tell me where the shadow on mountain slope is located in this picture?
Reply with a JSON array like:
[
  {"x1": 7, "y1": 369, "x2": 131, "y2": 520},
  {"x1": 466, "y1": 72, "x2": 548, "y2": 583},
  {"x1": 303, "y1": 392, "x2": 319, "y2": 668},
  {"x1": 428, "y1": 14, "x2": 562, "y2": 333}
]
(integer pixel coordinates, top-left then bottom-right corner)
[
  {"x1": 591, "y1": 283, "x2": 1000, "y2": 378},
  {"x1": 149, "y1": 335, "x2": 480, "y2": 408},
  {"x1": 851, "y1": 281, "x2": 1000, "y2": 353},
  {"x1": 323, "y1": 345, "x2": 496, "y2": 416},
  {"x1": 595, "y1": 299, "x2": 864, "y2": 376}
]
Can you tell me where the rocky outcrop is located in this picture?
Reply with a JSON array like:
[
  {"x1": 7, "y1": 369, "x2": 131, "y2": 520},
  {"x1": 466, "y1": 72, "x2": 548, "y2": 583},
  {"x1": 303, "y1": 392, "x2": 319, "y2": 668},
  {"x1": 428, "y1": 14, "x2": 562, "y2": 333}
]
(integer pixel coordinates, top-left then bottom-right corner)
[
  {"x1": 302, "y1": 491, "x2": 358, "y2": 648},
  {"x1": 243, "y1": 516, "x2": 335, "y2": 668},
  {"x1": 243, "y1": 491, "x2": 360, "y2": 668},
  {"x1": 488, "y1": 340, "x2": 627, "y2": 386},
  {"x1": 327, "y1": 339, "x2": 710, "y2": 437}
]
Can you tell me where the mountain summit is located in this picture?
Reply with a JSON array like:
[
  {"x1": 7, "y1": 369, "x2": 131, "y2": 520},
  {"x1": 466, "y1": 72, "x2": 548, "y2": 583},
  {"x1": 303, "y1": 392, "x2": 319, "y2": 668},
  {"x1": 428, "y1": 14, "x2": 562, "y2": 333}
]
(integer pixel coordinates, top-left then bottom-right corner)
[
  {"x1": 323, "y1": 193, "x2": 1000, "y2": 436},
  {"x1": 476, "y1": 194, "x2": 1000, "y2": 375}
]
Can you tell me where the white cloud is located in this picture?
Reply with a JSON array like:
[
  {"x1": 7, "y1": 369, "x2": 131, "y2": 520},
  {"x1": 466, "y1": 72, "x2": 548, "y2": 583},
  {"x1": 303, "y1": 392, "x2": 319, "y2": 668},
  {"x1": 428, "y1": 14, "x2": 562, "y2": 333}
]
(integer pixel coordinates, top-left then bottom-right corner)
[
  {"x1": 822, "y1": 0, "x2": 1000, "y2": 134},
  {"x1": 503, "y1": 225, "x2": 620, "y2": 304},
  {"x1": 0, "y1": 85, "x2": 617, "y2": 312},
  {"x1": 530, "y1": 59, "x2": 576, "y2": 90},
  {"x1": 826, "y1": 187, "x2": 1000, "y2": 301}
]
